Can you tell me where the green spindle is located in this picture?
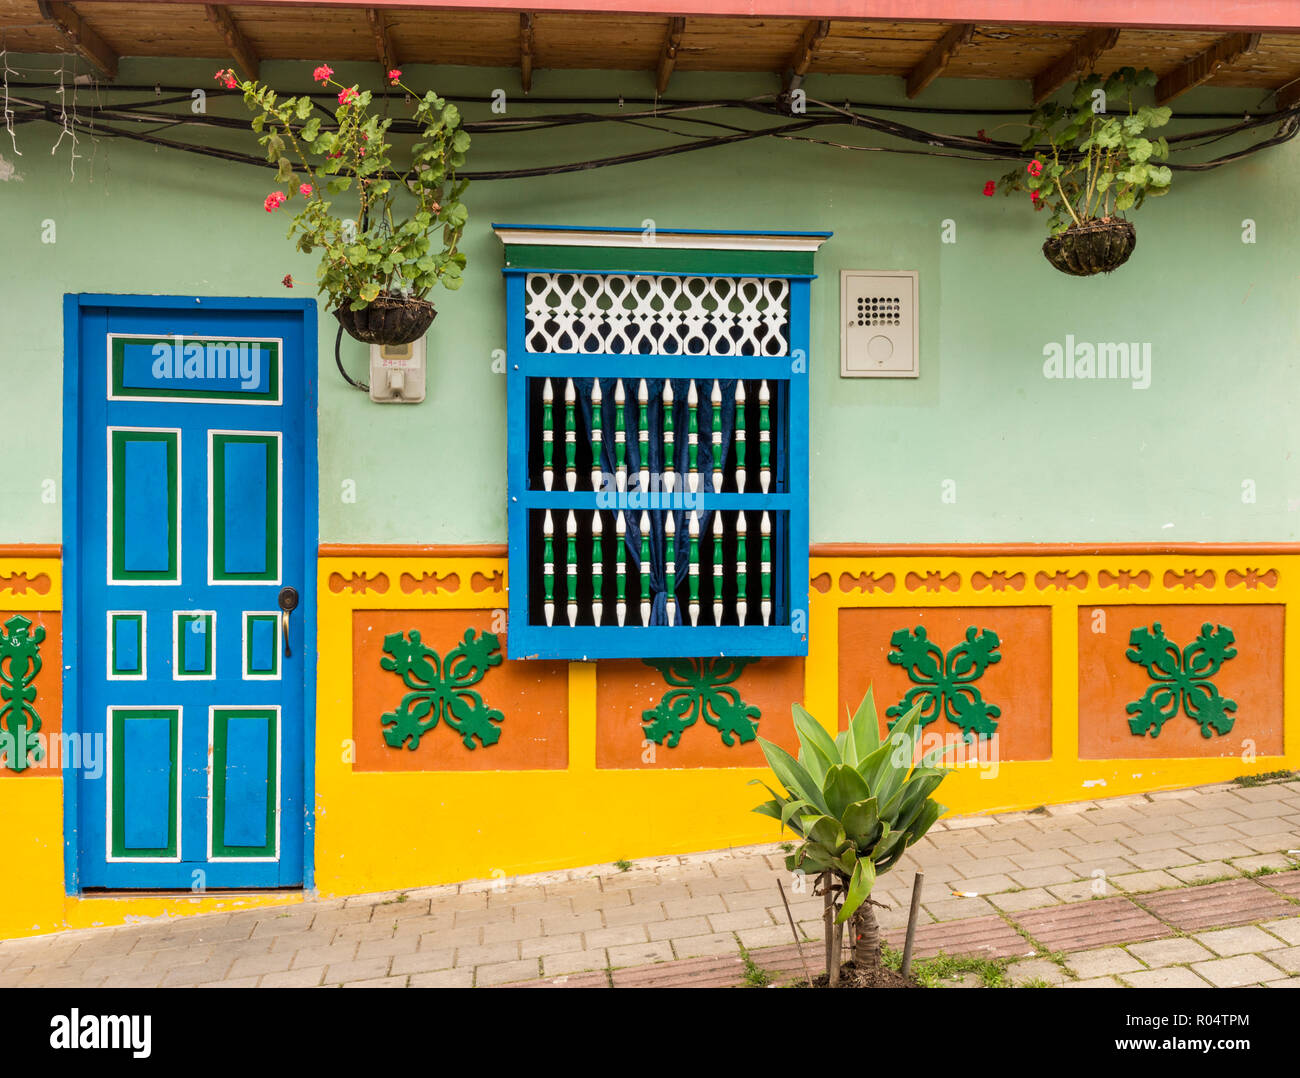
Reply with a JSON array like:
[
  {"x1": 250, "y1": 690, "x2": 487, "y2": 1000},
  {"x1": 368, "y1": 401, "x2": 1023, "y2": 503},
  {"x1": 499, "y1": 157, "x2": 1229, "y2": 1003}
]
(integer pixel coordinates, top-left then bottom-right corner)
[
  {"x1": 615, "y1": 511, "x2": 627, "y2": 628},
  {"x1": 688, "y1": 511, "x2": 700, "y2": 626},
  {"x1": 687, "y1": 380, "x2": 699, "y2": 495},
  {"x1": 736, "y1": 510, "x2": 748, "y2": 626},
  {"x1": 590, "y1": 380, "x2": 603, "y2": 492},
  {"x1": 542, "y1": 377, "x2": 555, "y2": 491},
  {"x1": 637, "y1": 378, "x2": 650, "y2": 492},
  {"x1": 564, "y1": 378, "x2": 577, "y2": 493},
  {"x1": 543, "y1": 509, "x2": 555, "y2": 626},
  {"x1": 712, "y1": 511, "x2": 724, "y2": 626},
  {"x1": 759, "y1": 379, "x2": 771, "y2": 495},
  {"x1": 614, "y1": 379, "x2": 627, "y2": 493},
  {"x1": 734, "y1": 381, "x2": 747, "y2": 494},
  {"x1": 566, "y1": 510, "x2": 578, "y2": 627},
  {"x1": 665, "y1": 512, "x2": 677, "y2": 627},
  {"x1": 638, "y1": 511, "x2": 652, "y2": 627},
  {"x1": 761, "y1": 510, "x2": 772, "y2": 627},
  {"x1": 662, "y1": 380, "x2": 675, "y2": 494},
  {"x1": 591, "y1": 510, "x2": 604, "y2": 627}
]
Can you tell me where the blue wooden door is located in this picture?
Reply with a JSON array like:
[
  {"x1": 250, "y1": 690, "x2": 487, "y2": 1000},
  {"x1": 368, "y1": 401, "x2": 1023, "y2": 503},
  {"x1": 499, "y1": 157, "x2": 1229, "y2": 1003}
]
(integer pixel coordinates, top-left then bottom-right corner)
[{"x1": 66, "y1": 296, "x2": 316, "y2": 890}]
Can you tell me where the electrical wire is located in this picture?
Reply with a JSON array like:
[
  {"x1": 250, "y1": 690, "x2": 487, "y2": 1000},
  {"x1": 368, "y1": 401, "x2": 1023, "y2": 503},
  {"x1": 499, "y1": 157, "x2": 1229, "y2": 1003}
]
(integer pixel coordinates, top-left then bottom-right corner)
[{"x1": 5, "y1": 84, "x2": 1297, "y2": 181}]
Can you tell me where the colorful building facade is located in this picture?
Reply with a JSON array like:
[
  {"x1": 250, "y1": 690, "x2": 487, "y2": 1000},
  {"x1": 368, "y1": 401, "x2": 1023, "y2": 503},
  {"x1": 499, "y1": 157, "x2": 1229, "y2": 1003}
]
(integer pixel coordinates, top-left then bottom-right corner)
[{"x1": 2, "y1": 0, "x2": 1299, "y2": 940}]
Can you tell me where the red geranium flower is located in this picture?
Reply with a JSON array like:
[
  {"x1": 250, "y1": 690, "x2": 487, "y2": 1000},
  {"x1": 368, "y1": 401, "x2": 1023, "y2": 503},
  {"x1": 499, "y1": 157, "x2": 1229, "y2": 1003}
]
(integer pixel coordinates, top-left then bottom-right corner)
[
  {"x1": 313, "y1": 65, "x2": 334, "y2": 84},
  {"x1": 282, "y1": 275, "x2": 295, "y2": 288},
  {"x1": 214, "y1": 69, "x2": 238, "y2": 90},
  {"x1": 1028, "y1": 159, "x2": 1044, "y2": 178},
  {"x1": 338, "y1": 87, "x2": 358, "y2": 105},
  {"x1": 264, "y1": 191, "x2": 287, "y2": 212},
  {"x1": 977, "y1": 128, "x2": 990, "y2": 142},
  {"x1": 1030, "y1": 189, "x2": 1041, "y2": 203},
  {"x1": 300, "y1": 184, "x2": 313, "y2": 197},
  {"x1": 388, "y1": 68, "x2": 402, "y2": 84},
  {"x1": 982, "y1": 181, "x2": 996, "y2": 197}
]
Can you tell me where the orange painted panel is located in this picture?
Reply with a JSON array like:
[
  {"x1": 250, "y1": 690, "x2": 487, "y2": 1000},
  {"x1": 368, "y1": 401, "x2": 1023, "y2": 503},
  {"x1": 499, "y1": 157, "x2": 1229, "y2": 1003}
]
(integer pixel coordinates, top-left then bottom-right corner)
[
  {"x1": 837, "y1": 607, "x2": 1053, "y2": 762},
  {"x1": 1078, "y1": 604, "x2": 1284, "y2": 759},
  {"x1": 351, "y1": 610, "x2": 568, "y2": 771},
  {"x1": 596, "y1": 658, "x2": 804, "y2": 769},
  {"x1": 0, "y1": 611, "x2": 61, "y2": 779}
]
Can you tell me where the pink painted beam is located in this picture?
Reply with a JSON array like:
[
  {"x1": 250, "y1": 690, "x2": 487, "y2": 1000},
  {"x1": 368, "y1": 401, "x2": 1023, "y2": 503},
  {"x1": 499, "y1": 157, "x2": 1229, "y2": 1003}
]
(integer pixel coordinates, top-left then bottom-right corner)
[{"x1": 66, "y1": 0, "x2": 1300, "y2": 34}]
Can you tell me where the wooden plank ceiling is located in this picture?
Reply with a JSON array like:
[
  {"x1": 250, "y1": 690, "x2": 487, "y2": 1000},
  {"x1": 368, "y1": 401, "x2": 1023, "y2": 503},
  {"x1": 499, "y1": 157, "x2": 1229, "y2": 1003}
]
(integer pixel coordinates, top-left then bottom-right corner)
[{"x1": 4, "y1": 1, "x2": 1300, "y2": 107}]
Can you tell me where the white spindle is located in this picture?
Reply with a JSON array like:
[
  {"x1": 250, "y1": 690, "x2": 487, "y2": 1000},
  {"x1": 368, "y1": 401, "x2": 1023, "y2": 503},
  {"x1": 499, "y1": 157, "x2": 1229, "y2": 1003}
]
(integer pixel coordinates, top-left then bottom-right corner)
[
  {"x1": 711, "y1": 379, "x2": 723, "y2": 493},
  {"x1": 614, "y1": 379, "x2": 627, "y2": 493},
  {"x1": 566, "y1": 509, "x2": 578, "y2": 627},
  {"x1": 734, "y1": 380, "x2": 747, "y2": 494}
]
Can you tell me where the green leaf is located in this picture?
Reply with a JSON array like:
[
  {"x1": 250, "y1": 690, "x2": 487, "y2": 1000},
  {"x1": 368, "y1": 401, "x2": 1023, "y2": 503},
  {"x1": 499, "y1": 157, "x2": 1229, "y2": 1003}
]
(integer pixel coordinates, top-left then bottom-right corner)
[
  {"x1": 835, "y1": 858, "x2": 877, "y2": 923},
  {"x1": 847, "y1": 687, "x2": 882, "y2": 763},
  {"x1": 295, "y1": 96, "x2": 313, "y2": 120},
  {"x1": 841, "y1": 796, "x2": 880, "y2": 843},
  {"x1": 792, "y1": 703, "x2": 840, "y2": 773},
  {"x1": 822, "y1": 763, "x2": 873, "y2": 821},
  {"x1": 757, "y1": 737, "x2": 829, "y2": 814},
  {"x1": 358, "y1": 281, "x2": 381, "y2": 303}
]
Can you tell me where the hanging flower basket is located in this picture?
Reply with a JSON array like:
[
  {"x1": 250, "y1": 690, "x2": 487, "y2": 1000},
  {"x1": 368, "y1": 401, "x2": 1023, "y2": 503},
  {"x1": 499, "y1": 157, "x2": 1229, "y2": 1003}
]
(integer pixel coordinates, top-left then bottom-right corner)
[
  {"x1": 333, "y1": 292, "x2": 437, "y2": 345},
  {"x1": 1041, "y1": 217, "x2": 1137, "y2": 277}
]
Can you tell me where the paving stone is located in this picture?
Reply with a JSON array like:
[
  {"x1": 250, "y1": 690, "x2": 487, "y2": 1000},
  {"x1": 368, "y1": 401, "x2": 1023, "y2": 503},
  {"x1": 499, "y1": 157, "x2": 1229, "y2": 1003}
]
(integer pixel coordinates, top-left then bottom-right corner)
[
  {"x1": 1121, "y1": 967, "x2": 1212, "y2": 988},
  {"x1": 197, "y1": 976, "x2": 262, "y2": 988},
  {"x1": 923, "y1": 897, "x2": 996, "y2": 921},
  {"x1": 1006, "y1": 958, "x2": 1068, "y2": 986},
  {"x1": 1126, "y1": 937, "x2": 1215, "y2": 967},
  {"x1": 321, "y1": 957, "x2": 392, "y2": 984},
  {"x1": 1014, "y1": 897, "x2": 1171, "y2": 951},
  {"x1": 612, "y1": 952, "x2": 746, "y2": 988},
  {"x1": 882, "y1": 914, "x2": 1029, "y2": 961},
  {"x1": 259, "y1": 965, "x2": 327, "y2": 987},
  {"x1": 1110, "y1": 870, "x2": 1182, "y2": 893},
  {"x1": 646, "y1": 917, "x2": 711, "y2": 942},
  {"x1": 1259, "y1": 918, "x2": 1300, "y2": 945},
  {"x1": 1192, "y1": 955, "x2": 1285, "y2": 987},
  {"x1": 736, "y1": 925, "x2": 799, "y2": 950},
  {"x1": 1142, "y1": 878, "x2": 1297, "y2": 931},
  {"x1": 671, "y1": 932, "x2": 741, "y2": 958},
  {"x1": 1193, "y1": 926, "x2": 1287, "y2": 957},
  {"x1": 706, "y1": 908, "x2": 776, "y2": 933},
  {"x1": 504, "y1": 970, "x2": 610, "y2": 988},
  {"x1": 389, "y1": 949, "x2": 455, "y2": 976},
  {"x1": 1168, "y1": 861, "x2": 1239, "y2": 884},
  {"x1": 1264, "y1": 976, "x2": 1300, "y2": 987},
  {"x1": 476, "y1": 959, "x2": 543, "y2": 986},
  {"x1": 989, "y1": 888, "x2": 1060, "y2": 912},
  {"x1": 1046, "y1": 880, "x2": 1103, "y2": 902},
  {"x1": 583, "y1": 925, "x2": 649, "y2": 949},
  {"x1": 607, "y1": 941, "x2": 674, "y2": 968},
  {"x1": 1065, "y1": 947, "x2": 1146, "y2": 979},
  {"x1": 1260, "y1": 870, "x2": 1300, "y2": 898},
  {"x1": 1259, "y1": 946, "x2": 1300, "y2": 974},
  {"x1": 1124, "y1": 848, "x2": 1200, "y2": 871},
  {"x1": 409, "y1": 969, "x2": 475, "y2": 988},
  {"x1": 343, "y1": 976, "x2": 410, "y2": 988},
  {"x1": 1063, "y1": 976, "x2": 1125, "y2": 988},
  {"x1": 1012, "y1": 866, "x2": 1084, "y2": 889},
  {"x1": 454, "y1": 941, "x2": 522, "y2": 966}
]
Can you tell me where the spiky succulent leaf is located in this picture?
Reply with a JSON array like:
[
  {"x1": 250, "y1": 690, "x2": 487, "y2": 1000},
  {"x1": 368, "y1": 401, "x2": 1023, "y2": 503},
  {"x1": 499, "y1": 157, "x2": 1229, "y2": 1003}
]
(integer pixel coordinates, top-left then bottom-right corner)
[
  {"x1": 792, "y1": 703, "x2": 841, "y2": 774},
  {"x1": 841, "y1": 796, "x2": 880, "y2": 844},
  {"x1": 822, "y1": 763, "x2": 873, "y2": 821},
  {"x1": 835, "y1": 857, "x2": 878, "y2": 923},
  {"x1": 847, "y1": 687, "x2": 882, "y2": 765},
  {"x1": 757, "y1": 737, "x2": 829, "y2": 815}
]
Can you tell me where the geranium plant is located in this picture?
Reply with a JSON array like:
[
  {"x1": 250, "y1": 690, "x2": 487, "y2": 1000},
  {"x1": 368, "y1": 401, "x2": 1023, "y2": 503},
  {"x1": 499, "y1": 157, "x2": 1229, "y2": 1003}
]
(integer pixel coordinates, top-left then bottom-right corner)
[
  {"x1": 216, "y1": 64, "x2": 469, "y2": 341},
  {"x1": 987, "y1": 68, "x2": 1172, "y2": 275}
]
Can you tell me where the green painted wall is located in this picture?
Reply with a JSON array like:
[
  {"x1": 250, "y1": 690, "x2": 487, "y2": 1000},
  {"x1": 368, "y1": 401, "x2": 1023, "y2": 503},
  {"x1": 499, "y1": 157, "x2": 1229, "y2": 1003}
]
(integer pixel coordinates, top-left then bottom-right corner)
[{"x1": 2, "y1": 57, "x2": 1297, "y2": 545}]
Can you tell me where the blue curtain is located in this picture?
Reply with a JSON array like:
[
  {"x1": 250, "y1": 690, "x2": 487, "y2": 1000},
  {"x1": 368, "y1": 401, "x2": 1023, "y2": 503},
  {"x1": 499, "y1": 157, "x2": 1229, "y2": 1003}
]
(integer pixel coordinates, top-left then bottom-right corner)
[{"x1": 576, "y1": 377, "x2": 737, "y2": 625}]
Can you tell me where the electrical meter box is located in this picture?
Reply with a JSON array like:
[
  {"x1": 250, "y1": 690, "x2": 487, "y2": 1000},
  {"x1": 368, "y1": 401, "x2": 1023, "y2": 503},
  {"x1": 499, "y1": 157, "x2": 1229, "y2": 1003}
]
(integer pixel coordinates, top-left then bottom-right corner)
[
  {"x1": 840, "y1": 270, "x2": 919, "y2": 378},
  {"x1": 369, "y1": 338, "x2": 427, "y2": 403}
]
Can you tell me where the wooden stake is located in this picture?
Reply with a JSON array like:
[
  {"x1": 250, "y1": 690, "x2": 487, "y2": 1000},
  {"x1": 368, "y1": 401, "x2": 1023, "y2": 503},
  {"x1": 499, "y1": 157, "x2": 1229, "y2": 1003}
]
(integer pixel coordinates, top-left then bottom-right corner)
[
  {"x1": 777, "y1": 878, "x2": 813, "y2": 986},
  {"x1": 901, "y1": 871, "x2": 925, "y2": 978}
]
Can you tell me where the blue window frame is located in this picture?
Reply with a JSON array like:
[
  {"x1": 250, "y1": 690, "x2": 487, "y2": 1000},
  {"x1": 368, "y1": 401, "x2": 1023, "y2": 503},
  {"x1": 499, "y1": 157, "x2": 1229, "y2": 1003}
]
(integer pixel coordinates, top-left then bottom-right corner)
[{"x1": 496, "y1": 225, "x2": 831, "y2": 661}]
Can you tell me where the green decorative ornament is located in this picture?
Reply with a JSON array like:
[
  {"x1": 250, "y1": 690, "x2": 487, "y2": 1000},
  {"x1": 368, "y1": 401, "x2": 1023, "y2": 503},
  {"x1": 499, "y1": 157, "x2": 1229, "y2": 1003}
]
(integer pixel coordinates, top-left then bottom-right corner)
[
  {"x1": 886, "y1": 625, "x2": 1002, "y2": 741},
  {"x1": 1125, "y1": 622, "x2": 1237, "y2": 739},
  {"x1": 380, "y1": 628, "x2": 504, "y2": 750},
  {"x1": 0, "y1": 614, "x2": 46, "y2": 773},
  {"x1": 642, "y1": 657, "x2": 761, "y2": 748}
]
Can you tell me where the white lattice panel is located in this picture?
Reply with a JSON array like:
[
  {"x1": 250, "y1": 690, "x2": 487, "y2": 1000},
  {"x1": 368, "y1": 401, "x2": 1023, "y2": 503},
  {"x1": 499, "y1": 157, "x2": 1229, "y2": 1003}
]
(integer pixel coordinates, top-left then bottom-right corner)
[{"x1": 524, "y1": 273, "x2": 790, "y2": 356}]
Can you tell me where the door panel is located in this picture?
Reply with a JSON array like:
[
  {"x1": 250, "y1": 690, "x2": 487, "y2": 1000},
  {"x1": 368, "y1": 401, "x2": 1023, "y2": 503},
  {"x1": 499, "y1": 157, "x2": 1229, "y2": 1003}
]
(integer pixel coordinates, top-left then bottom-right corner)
[{"x1": 70, "y1": 299, "x2": 314, "y2": 890}]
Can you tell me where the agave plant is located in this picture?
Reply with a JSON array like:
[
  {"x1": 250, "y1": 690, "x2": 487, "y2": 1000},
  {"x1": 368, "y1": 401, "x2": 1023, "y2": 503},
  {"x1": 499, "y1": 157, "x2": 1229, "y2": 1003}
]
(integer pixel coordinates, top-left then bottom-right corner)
[{"x1": 753, "y1": 688, "x2": 949, "y2": 985}]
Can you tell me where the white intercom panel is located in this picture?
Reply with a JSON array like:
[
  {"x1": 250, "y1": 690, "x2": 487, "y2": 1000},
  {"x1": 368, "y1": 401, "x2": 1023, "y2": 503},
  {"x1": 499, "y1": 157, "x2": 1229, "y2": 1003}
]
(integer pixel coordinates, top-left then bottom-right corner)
[
  {"x1": 369, "y1": 338, "x2": 427, "y2": 403},
  {"x1": 840, "y1": 269, "x2": 919, "y2": 378}
]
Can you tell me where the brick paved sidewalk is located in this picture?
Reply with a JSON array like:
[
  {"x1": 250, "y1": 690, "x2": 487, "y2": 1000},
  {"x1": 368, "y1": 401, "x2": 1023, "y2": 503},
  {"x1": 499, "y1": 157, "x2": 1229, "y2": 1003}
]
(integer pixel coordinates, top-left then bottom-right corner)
[{"x1": 2, "y1": 777, "x2": 1297, "y2": 988}]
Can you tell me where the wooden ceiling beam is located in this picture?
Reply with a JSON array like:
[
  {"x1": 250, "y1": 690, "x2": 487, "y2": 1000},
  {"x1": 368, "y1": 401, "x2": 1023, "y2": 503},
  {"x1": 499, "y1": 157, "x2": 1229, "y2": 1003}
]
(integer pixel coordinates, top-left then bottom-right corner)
[
  {"x1": 655, "y1": 16, "x2": 687, "y2": 95},
  {"x1": 36, "y1": 1, "x2": 117, "y2": 80},
  {"x1": 366, "y1": 8, "x2": 398, "y2": 70},
  {"x1": 1276, "y1": 78, "x2": 1300, "y2": 110},
  {"x1": 204, "y1": 5, "x2": 259, "y2": 80},
  {"x1": 905, "y1": 22, "x2": 973, "y2": 98},
  {"x1": 1156, "y1": 32, "x2": 1261, "y2": 104},
  {"x1": 782, "y1": 18, "x2": 830, "y2": 93},
  {"x1": 1030, "y1": 27, "x2": 1119, "y2": 104},
  {"x1": 520, "y1": 12, "x2": 535, "y2": 93}
]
